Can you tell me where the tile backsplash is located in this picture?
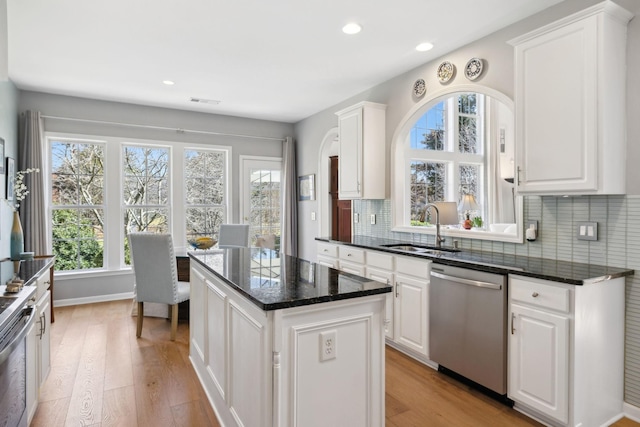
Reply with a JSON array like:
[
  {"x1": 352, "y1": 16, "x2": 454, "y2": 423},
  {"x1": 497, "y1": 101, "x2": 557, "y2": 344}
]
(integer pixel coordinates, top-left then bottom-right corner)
[{"x1": 354, "y1": 195, "x2": 640, "y2": 406}]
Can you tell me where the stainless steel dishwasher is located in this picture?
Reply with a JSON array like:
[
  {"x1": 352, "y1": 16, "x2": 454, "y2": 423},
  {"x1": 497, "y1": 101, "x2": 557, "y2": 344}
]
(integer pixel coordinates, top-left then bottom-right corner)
[{"x1": 429, "y1": 264, "x2": 507, "y2": 396}]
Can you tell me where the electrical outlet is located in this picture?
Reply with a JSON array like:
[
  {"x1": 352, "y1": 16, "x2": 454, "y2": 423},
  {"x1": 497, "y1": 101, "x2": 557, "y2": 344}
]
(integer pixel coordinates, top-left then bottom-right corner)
[
  {"x1": 320, "y1": 330, "x2": 337, "y2": 361},
  {"x1": 370, "y1": 214, "x2": 376, "y2": 225}
]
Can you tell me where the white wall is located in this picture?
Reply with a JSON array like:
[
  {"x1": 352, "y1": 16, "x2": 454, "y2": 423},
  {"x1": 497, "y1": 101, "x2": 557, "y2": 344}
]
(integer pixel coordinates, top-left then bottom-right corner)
[
  {"x1": 293, "y1": 0, "x2": 640, "y2": 260},
  {"x1": 18, "y1": 91, "x2": 294, "y2": 302}
]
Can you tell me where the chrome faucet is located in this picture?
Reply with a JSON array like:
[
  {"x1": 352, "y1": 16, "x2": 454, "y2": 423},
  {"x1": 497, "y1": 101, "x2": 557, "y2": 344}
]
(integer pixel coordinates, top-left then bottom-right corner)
[{"x1": 425, "y1": 203, "x2": 445, "y2": 248}]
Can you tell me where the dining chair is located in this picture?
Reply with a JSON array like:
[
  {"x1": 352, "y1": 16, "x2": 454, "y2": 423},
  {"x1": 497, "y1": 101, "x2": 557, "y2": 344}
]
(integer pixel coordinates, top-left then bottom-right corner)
[
  {"x1": 128, "y1": 232, "x2": 190, "y2": 341},
  {"x1": 218, "y1": 224, "x2": 250, "y2": 248}
]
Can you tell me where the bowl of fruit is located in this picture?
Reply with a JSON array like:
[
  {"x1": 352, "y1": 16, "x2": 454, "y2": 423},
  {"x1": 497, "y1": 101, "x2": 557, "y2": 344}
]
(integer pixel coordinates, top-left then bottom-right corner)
[{"x1": 188, "y1": 236, "x2": 217, "y2": 250}]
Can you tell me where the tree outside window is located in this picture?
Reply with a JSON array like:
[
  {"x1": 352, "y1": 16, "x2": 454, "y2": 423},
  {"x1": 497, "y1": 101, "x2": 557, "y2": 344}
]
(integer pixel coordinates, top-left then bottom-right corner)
[{"x1": 51, "y1": 141, "x2": 105, "y2": 271}]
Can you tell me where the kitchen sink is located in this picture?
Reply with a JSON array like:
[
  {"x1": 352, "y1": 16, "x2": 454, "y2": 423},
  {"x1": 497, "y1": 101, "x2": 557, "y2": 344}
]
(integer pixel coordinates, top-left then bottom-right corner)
[{"x1": 381, "y1": 244, "x2": 460, "y2": 253}]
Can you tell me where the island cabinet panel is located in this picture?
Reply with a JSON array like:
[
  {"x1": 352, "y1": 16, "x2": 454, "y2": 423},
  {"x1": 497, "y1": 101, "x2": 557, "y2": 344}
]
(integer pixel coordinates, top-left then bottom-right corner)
[
  {"x1": 189, "y1": 258, "x2": 386, "y2": 427},
  {"x1": 206, "y1": 282, "x2": 227, "y2": 398},
  {"x1": 228, "y1": 300, "x2": 271, "y2": 427},
  {"x1": 190, "y1": 267, "x2": 206, "y2": 365},
  {"x1": 277, "y1": 297, "x2": 385, "y2": 427}
]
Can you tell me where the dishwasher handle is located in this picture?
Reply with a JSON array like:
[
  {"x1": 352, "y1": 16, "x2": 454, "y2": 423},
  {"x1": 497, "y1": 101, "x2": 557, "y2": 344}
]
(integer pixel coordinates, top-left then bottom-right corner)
[{"x1": 430, "y1": 271, "x2": 502, "y2": 290}]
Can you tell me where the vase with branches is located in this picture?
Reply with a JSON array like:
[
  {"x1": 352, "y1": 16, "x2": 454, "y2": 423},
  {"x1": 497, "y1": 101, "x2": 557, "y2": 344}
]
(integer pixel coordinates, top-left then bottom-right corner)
[{"x1": 9, "y1": 168, "x2": 39, "y2": 260}]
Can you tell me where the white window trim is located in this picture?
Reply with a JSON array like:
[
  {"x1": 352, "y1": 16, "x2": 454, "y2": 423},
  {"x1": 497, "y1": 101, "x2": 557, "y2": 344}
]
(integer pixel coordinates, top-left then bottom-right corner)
[
  {"x1": 46, "y1": 131, "x2": 232, "y2": 274},
  {"x1": 390, "y1": 85, "x2": 523, "y2": 244}
]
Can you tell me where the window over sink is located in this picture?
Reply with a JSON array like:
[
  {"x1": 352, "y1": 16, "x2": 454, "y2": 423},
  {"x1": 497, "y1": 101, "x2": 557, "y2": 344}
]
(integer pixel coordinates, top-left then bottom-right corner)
[{"x1": 392, "y1": 86, "x2": 523, "y2": 243}]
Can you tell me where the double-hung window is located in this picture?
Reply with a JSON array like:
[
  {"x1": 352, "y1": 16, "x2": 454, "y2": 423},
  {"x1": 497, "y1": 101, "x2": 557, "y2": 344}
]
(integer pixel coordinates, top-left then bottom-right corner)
[
  {"x1": 408, "y1": 93, "x2": 485, "y2": 225},
  {"x1": 50, "y1": 139, "x2": 106, "y2": 271},
  {"x1": 48, "y1": 135, "x2": 229, "y2": 273}
]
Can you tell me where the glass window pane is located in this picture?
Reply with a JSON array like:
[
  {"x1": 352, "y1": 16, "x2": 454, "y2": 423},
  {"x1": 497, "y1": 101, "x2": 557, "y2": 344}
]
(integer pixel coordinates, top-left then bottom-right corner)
[
  {"x1": 410, "y1": 161, "x2": 445, "y2": 224},
  {"x1": 458, "y1": 93, "x2": 477, "y2": 114},
  {"x1": 459, "y1": 164, "x2": 480, "y2": 196},
  {"x1": 411, "y1": 102, "x2": 445, "y2": 150},
  {"x1": 184, "y1": 149, "x2": 227, "y2": 246},
  {"x1": 50, "y1": 140, "x2": 105, "y2": 271},
  {"x1": 458, "y1": 116, "x2": 477, "y2": 153}
]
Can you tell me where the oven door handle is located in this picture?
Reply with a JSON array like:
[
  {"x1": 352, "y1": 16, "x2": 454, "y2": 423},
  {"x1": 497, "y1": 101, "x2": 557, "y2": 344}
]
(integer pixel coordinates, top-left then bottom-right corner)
[
  {"x1": 430, "y1": 271, "x2": 502, "y2": 290},
  {"x1": 0, "y1": 307, "x2": 36, "y2": 365}
]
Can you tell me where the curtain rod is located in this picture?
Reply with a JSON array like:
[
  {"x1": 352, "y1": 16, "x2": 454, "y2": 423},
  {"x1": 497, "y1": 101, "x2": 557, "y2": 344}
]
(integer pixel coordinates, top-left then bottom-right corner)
[{"x1": 40, "y1": 114, "x2": 285, "y2": 142}]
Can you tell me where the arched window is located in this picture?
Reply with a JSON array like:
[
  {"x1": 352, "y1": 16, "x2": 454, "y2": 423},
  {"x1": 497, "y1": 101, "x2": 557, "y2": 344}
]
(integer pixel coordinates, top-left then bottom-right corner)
[{"x1": 391, "y1": 87, "x2": 522, "y2": 243}]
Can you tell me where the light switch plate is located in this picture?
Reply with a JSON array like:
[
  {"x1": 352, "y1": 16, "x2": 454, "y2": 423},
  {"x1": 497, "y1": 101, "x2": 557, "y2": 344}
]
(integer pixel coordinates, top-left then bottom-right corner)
[
  {"x1": 370, "y1": 214, "x2": 376, "y2": 225},
  {"x1": 577, "y1": 221, "x2": 598, "y2": 241},
  {"x1": 311, "y1": 212, "x2": 316, "y2": 221}
]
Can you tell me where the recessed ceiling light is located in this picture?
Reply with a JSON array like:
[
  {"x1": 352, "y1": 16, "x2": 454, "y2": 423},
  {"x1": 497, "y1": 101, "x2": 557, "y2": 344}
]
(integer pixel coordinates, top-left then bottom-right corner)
[
  {"x1": 342, "y1": 23, "x2": 362, "y2": 35},
  {"x1": 162, "y1": 80, "x2": 175, "y2": 86},
  {"x1": 416, "y1": 42, "x2": 434, "y2": 52}
]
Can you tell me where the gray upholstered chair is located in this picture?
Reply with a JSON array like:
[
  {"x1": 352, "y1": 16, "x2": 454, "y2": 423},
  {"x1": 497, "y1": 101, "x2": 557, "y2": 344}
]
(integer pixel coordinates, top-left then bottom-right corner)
[
  {"x1": 218, "y1": 224, "x2": 250, "y2": 248},
  {"x1": 128, "y1": 232, "x2": 190, "y2": 341}
]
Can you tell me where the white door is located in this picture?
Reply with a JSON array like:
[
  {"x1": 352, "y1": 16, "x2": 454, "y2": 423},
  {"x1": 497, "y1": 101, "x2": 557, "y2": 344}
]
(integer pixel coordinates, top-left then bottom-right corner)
[
  {"x1": 240, "y1": 157, "x2": 282, "y2": 248},
  {"x1": 509, "y1": 303, "x2": 569, "y2": 424},
  {"x1": 394, "y1": 273, "x2": 428, "y2": 357}
]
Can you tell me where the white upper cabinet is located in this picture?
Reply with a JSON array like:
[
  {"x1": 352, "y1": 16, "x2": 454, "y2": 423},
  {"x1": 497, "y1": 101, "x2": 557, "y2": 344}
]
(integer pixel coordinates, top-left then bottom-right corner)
[
  {"x1": 336, "y1": 101, "x2": 387, "y2": 199},
  {"x1": 509, "y1": 1, "x2": 633, "y2": 195}
]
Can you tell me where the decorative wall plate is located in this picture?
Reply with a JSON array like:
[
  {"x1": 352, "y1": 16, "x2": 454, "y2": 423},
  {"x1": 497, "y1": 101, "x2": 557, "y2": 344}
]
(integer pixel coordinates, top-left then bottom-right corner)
[
  {"x1": 437, "y1": 61, "x2": 455, "y2": 83},
  {"x1": 465, "y1": 58, "x2": 484, "y2": 81},
  {"x1": 413, "y1": 79, "x2": 426, "y2": 97}
]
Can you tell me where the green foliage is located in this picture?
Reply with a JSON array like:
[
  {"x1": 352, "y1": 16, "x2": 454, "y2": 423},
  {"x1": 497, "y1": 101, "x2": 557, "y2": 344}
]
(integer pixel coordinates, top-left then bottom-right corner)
[
  {"x1": 472, "y1": 216, "x2": 484, "y2": 228},
  {"x1": 52, "y1": 209, "x2": 103, "y2": 271}
]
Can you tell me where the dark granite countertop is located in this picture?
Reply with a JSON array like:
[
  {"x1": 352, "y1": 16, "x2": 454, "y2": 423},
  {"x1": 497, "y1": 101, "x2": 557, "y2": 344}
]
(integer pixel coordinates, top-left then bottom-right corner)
[
  {"x1": 189, "y1": 248, "x2": 391, "y2": 311},
  {"x1": 0, "y1": 257, "x2": 55, "y2": 334},
  {"x1": 316, "y1": 236, "x2": 634, "y2": 285}
]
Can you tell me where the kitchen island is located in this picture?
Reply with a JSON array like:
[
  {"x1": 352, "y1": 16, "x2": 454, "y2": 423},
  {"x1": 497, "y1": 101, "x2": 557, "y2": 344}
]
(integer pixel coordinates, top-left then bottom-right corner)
[{"x1": 188, "y1": 248, "x2": 390, "y2": 427}]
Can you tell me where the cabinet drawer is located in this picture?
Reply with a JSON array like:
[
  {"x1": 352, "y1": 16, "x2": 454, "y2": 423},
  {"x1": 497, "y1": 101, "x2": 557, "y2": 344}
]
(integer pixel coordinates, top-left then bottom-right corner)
[
  {"x1": 36, "y1": 272, "x2": 51, "y2": 301},
  {"x1": 339, "y1": 246, "x2": 365, "y2": 264},
  {"x1": 395, "y1": 256, "x2": 430, "y2": 279},
  {"x1": 317, "y1": 242, "x2": 338, "y2": 258},
  {"x1": 510, "y1": 277, "x2": 570, "y2": 313},
  {"x1": 366, "y1": 251, "x2": 394, "y2": 271}
]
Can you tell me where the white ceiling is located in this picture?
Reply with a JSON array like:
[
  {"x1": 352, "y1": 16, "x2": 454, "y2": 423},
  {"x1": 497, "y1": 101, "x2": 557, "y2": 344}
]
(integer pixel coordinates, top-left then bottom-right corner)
[{"x1": 7, "y1": 0, "x2": 562, "y2": 123}]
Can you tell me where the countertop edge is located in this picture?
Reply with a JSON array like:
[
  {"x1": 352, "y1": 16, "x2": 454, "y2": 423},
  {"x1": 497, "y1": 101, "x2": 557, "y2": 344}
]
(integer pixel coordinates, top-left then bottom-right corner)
[{"x1": 316, "y1": 237, "x2": 634, "y2": 285}]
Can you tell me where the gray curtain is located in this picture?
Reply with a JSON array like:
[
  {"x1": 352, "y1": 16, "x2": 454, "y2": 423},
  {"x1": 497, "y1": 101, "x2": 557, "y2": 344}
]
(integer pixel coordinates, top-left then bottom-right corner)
[
  {"x1": 18, "y1": 111, "x2": 47, "y2": 255},
  {"x1": 282, "y1": 136, "x2": 298, "y2": 257}
]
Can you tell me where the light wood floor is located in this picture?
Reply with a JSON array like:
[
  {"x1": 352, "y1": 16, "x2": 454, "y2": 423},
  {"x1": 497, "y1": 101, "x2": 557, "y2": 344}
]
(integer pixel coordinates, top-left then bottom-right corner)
[{"x1": 32, "y1": 299, "x2": 640, "y2": 427}]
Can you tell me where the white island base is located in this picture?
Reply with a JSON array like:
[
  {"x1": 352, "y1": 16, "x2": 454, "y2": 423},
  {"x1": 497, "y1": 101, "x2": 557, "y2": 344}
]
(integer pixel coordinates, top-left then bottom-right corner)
[{"x1": 189, "y1": 262, "x2": 387, "y2": 427}]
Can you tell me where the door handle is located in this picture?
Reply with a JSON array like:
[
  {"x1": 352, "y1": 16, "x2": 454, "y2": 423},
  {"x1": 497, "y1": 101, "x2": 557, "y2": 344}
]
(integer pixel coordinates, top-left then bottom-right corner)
[{"x1": 511, "y1": 312, "x2": 516, "y2": 335}]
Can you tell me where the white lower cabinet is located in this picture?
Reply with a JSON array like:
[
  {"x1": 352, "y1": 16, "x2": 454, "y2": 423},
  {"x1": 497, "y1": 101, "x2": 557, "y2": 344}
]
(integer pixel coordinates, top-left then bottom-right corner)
[
  {"x1": 26, "y1": 308, "x2": 38, "y2": 424},
  {"x1": 508, "y1": 275, "x2": 625, "y2": 427},
  {"x1": 26, "y1": 264, "x2": 54, "y2": 425},
  {"x1": 37, "y1": 290, "x2": 52, "y2": 385},
  {"x1": 190, "y1": 262, "x2": 386, "y2": 427},
  {"x1": 365, "y1": 251, "x2": 395, "y2": 340}
]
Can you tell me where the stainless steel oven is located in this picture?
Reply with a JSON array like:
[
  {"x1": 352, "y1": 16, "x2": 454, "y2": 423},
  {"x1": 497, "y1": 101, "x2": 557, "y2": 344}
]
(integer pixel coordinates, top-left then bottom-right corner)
[{"x1": 0, "y1": 298, "x2": 36, "y2": 427}]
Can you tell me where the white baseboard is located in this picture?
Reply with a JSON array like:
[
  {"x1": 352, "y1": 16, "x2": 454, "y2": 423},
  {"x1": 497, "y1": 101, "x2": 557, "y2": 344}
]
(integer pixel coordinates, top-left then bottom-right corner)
[
  {"x1": 624, "y1": 402, "x2": 640, "y2": 423},
  {"x1": 54, "y1": 292, "x2": 134, "y2": 307}
]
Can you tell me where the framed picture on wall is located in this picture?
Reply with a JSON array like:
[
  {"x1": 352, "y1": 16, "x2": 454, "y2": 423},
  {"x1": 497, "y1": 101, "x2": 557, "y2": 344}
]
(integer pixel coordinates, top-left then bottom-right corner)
[
  {"x1": 0, "y1": 139, "x2": 4, "y2": 175},
  {"x1": 6, "y1": 157, "x2": 15, "y2": 201},
  {"x1": 298, "y1": 174, "x2": 315, "y2": 201}
]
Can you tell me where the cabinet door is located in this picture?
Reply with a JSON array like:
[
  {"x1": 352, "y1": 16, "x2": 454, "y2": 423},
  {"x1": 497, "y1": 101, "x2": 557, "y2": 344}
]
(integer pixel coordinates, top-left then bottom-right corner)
[
  {"x1": 37, "y1": 290, "x2": 51, "y2": 385},
  {"x1": 366, "y1": 267, "x2": 394, "y2": 340},
  {"x1": 394, "y1": 273, "x2": 428, "y2": 357},
  {"x1": 514, "y1": 17, "x2": 598, "y2": 194},
  {"x1": 338, "y1": 107, "x2": 362, "y2": 199},
  {"x1": 26, "y1": 315, "x2": 38, "y2": 424},
  {"x1": 509, "y1": 303, "x2": 569, "y2": 424},
  {"x1": 190, "y1": 268, "x2": 206, "y2": 364}
]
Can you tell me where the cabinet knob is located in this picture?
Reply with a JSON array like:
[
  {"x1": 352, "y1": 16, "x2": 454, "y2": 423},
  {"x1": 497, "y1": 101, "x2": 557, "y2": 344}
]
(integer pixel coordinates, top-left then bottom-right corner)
[
  {"x1": 532, "y1": 292, "x2": 539, "y2": 298},
  {"x1": 323, "y1": 249, "x2": 328, "y2": 252},
  {"x1": 347, "y1": 253, "x2": 352, "y2": 257}
]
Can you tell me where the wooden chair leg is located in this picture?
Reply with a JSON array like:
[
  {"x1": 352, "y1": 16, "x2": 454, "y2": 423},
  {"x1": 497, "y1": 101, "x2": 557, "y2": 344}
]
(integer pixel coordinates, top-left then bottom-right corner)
[
  {"x1": 137, "y1": 302, "x2": 144, "y2": 338},
  {"x1": 170, "y1": 304, "x2": 178, "y2": 341}
]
